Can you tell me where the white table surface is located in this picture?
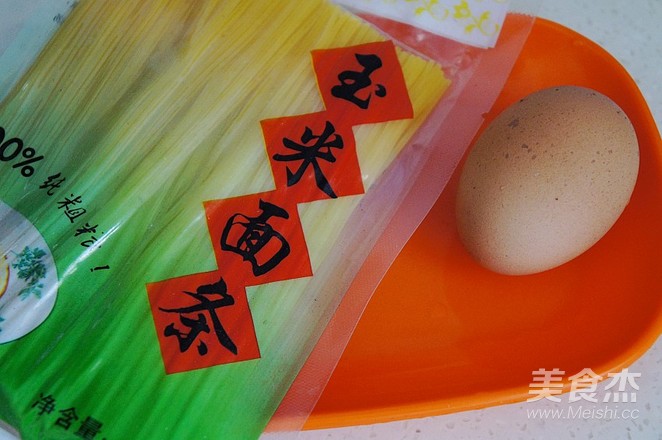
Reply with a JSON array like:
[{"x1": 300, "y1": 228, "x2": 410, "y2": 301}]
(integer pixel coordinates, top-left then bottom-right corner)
[{"x1": 291, "y1": 1, "x2": 662, "y2": 439}]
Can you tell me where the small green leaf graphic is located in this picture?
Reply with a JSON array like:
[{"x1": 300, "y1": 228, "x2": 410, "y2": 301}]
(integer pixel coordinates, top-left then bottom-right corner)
[{"x1": 11, "y1": 246, "x2": 48, "y2": 299}]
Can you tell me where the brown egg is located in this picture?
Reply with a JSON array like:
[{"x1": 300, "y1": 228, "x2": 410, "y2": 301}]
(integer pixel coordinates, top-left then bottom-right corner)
[{"x1": 456, "y1": 86, "x2": 639, "y2": 275}]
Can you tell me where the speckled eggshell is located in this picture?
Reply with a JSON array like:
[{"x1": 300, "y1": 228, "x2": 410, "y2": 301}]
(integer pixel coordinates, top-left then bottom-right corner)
[{"x1": 455, "y1": 86, "x2": 639, "y2": 275}]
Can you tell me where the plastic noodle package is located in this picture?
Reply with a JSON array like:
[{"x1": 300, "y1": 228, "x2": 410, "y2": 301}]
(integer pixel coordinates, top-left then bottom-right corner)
[{"x1": 0, "y1": 1, "x2": 537, "y2": 438}]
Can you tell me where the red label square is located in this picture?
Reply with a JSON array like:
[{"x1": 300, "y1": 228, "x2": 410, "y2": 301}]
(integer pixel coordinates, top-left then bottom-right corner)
[
  {"x1": 147, "y1": 271, "x2": 260, "y2": 374},
  {"x1": 204, "y1": 191, "x2": 312, "y2": 287},
  {"x1": 312, "y1": 41, "x2": 413, "y2": 125},
  {"x1": 262, "y1": 112, "x2": 364, "y2": 203}
]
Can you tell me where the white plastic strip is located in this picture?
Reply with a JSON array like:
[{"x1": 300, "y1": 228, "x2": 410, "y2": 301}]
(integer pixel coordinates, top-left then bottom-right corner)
[
  {"x1": 333, "y1": 0, "x2": 511, "y2": 48},
  {"x1": 0, "y1": 0, "x2": 75, "y2": 101}
]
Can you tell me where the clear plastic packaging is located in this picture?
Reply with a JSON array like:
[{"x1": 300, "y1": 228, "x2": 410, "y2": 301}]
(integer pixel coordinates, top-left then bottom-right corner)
[{"x1": 0, "y1": 1, "x2": 537, "y2": 438}]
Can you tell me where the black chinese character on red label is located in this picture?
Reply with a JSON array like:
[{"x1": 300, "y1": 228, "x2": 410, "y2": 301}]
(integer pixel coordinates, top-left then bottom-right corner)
[
  {"x1": 331, "y1": 53, "x2": 386, "y2": 109},
  {"x1": 313, "y1": 41, "x2": 414, "y2": 124},
  {"x1": 159, "y1": 277, "x2": 237, "y2": 356},
  {"x1": 220, "y1": 199, "x2": 290, "y2": 276},
  {"x1": 272, "y1": 120, "x2": 344, "y2": 198}
]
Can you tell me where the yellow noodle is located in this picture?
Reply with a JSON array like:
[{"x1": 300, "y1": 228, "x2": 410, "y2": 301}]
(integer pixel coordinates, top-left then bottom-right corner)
[{"x1": 0, "y1": 1, "x2": 450, "y2": 438}]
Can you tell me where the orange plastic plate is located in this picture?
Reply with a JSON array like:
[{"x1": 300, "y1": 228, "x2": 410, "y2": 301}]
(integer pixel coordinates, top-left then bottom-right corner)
[{"x1": 305, "y1": 17, "x2": 662, "y2": 429}]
